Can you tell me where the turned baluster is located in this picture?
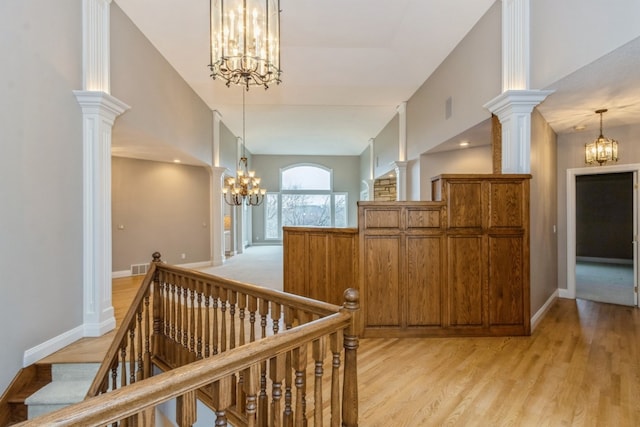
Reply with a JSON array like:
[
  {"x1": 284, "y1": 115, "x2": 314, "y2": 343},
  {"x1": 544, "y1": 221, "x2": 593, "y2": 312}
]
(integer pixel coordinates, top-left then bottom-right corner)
[
  {"x1": 151, "y1": 252, "x2": 163, "y2": 370},
  {"x1": 176, "y1": 390, "x2": 197, "y2": 427},
  {"x1": 212, "y1": 285, "x2": 220, "y2": 355},
  {"x1": 330, "y1": 331, "x2": 343, "y2": 427},
  {"x1": 144, "y1": 288, "x2": 151, "y2": 378},
  {"x1": 270, "y1": 353, "x2": 286, "y2": 427},
  {"x1": 271, "y1": 302, "x2": 282, "y2": 335},
  {"x1": 189, "y1": 280, "x2": 196, "y2": 361},
  {"x1": 313, "y1": 337, "x2": 326, "y2": 427},
  {"x1": 293, "y1": 344, "x2": 308, "y2": 427},
  {"x1": 258, "y1": 299, "x2": 270, "y2": 426},
  {"x1": 237, "y1": 292, "x2": 248, "y2": 414},
  {"x1": 220, "y1": 293, "x2": 227, "y2": 353},
  {"x1": 283, "y1": 307, "x2": 295, "y2": 427},
  {"x1": 341, "y1": 289, "x2": 360, "y2": 427},
  {"x1": 196, "y1": 281, "x2": 203, "y2": 359},
  {"x1": 181, "y1": 282, "x2": 189, "y2": 363},
  {"x1": 248, "y1": 295, "x2": 258, "y2": 343},
  {"x1": 211, "y1": 376, "x2": 233, "y2": 426},
  {"x1": 244, "y1": 364, "x2": 260, "y2": 427},
  {"x1": 136, "y1": 306, "x2": 144, "y2": 381},
  {"x1": 204, "y1": 284, "x2": 211, "y2": 358},
  {"x1": 229, "y1": 290, "x2": 237, "y2": 350},
  {"x1": 120, "y1": 343, "x2": 127, "y2": 389},
  {"x1": 129, "y1": 324, "x2": 136, "y2": 384}
]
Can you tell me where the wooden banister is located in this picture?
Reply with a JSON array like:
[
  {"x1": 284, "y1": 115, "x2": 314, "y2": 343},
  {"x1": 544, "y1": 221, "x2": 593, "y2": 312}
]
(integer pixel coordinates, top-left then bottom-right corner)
[{"x1": 19, "y1": 254, "x2": 360, "y2": 426}]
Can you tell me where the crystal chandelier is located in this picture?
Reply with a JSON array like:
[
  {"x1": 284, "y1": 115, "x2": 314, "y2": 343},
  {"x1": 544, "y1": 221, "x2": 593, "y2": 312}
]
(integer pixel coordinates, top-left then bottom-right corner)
[
  {"x1": 585, "y1": 109, "x2": 619, "y2": 166},
  {"x1": 223, "y1": 91, "x2": 266, "y2": 206},
  {"x1": 209, "y1": 0, "x2": 282, "y2": 90}
]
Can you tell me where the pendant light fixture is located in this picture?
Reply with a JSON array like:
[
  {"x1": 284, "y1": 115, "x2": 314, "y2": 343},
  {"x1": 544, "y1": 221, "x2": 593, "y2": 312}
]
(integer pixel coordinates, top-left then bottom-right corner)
[
  {"x1": 585, "y1": 109, "x2": 619, "y2": 166},
  {"x1": 209, "y1": 0, "x2": 282, "y2": 90},
  {"x1": 222, "y1": 90, "x2": 266, "y2": 206}
]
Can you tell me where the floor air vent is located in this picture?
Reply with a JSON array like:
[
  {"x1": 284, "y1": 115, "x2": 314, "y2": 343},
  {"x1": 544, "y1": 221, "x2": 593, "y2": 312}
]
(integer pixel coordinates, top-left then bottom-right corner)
[{"x1": 130, "y1": 263, "x2": 149, "y2": 276}]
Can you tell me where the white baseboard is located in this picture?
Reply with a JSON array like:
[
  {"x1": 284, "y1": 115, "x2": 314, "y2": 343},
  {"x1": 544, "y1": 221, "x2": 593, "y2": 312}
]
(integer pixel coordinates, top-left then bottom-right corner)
[
  {"x1": 558, "y1": 288, "x2": 574, "y2": 299},
  {"x1": 112, "y1": 269, "x2": 130, "y2": 278},
  {"x1": 23, "y1": 325, "x2": 85, "y2": 367},
  {"x1": 83, "y1": 315, "x2": 116, "y2": 338},
  {"x1": 178, "y1": 260, "x2": 212, "y2": 270},
  {"x1": 531, "y1": 290, "x2": 559, "y2": 332}
]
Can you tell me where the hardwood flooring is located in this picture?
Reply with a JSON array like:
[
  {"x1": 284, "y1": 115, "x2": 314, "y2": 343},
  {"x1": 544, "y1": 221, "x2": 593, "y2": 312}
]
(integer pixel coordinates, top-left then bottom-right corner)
[{"x1": 38, "y1": 277, "x2": 640, "y2": 426}]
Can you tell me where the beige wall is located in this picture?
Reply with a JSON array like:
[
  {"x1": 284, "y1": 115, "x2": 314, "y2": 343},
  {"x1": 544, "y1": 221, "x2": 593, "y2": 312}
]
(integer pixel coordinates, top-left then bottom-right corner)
[
  {"x1": 373, "y1": 114, "x2": 399, "y2": 178},
  {"x1": 112, "y1": 157, "x2": 211, "y2": 271},
  {"x1": 530, "y1": 109, "x2": 558, "y2": 313},
  {"x1": 420, "y1": 146, "x2": 493, "y2": 201},
  {"x1": 556, "y1": 122, "x2": 640, "y2": 291},
  {"x1": 0, "y1": 0, "x2": 84, "y2": 392},
  {"x1": 110, "y1": 3, "x2": 213, "y2": 166},
  {"x1": 406, "y1": 1, "x2": 501, "y2": 160}
]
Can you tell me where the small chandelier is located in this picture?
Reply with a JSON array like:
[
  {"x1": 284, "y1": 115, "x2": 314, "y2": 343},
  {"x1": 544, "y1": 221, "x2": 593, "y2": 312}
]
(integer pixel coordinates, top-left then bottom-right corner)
[
  {"x1": 209, "y1": 0, "x2": 282, "y2": 90},
  {"x1": 585, "y1": 109, "x2": 619, "y2": 166},
  {"x1": 223, "y1": 91, "x2": 266, "y2": 206}
]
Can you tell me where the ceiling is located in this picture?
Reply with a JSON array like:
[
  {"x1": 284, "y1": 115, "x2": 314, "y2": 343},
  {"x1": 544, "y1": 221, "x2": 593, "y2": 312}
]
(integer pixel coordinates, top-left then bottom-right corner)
[{"x1": 113, "y1": 0, "x2": 640, "y2": 163}]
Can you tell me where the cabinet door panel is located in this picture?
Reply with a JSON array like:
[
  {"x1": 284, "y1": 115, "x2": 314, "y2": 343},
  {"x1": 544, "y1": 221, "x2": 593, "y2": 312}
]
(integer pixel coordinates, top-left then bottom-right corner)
[
  {"x1": 448, "y1": 236, "x2": 483, "y2": 326},
  {"x1": 308, "y1": 234, "x2": 329, "y2": 303},
  {"x1": 284, "y1": 232, "x2": 307, "y2": 297},
  {"x1": 407, "y1": 236, "x2": 442, "y2": 326},
  {"x1": 364, "y1": 237, "x2": 400, "y2": 327},
  {"x1": 489, "y1": 235, "x2": 524, "y2": 325}
]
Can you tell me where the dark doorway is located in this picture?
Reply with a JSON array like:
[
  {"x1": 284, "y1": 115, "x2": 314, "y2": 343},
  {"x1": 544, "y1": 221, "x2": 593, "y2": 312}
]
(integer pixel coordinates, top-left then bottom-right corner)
[{"x1": 575, "y1": 172, "x2": 634, "y2": 305}]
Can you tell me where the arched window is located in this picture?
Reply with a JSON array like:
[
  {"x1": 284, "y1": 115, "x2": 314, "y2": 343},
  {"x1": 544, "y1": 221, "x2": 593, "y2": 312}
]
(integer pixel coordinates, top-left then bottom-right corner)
[{"x1": 265, "y1": 164, "x2": 348, "y2": 240}]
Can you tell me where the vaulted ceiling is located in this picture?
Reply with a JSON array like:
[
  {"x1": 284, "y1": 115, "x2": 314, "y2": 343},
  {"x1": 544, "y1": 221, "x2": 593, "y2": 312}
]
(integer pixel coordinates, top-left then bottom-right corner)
[{"x1": 113, "y1": 0, "x2": 640, "y2": 161}]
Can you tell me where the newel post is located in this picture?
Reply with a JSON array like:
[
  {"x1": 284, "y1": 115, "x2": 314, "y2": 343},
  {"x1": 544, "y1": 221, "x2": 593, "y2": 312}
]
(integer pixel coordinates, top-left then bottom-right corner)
[
  {"x1": 150, "y1": 251, "x2": 163, "y2": 370},
  {"x1": 341, "y1": 288, "x2": 360, "y2": 427}
]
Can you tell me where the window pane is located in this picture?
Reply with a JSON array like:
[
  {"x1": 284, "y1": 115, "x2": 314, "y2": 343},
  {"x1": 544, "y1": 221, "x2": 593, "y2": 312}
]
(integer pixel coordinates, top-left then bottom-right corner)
[
  {"x1": 265, "y1": 193, "x2": 280, "y2": 239},
  {"x1": 334, "y1": 194, "x2": 347, "y2": 227},
  {"x1": 282, "y1": 166, "x2": 331, "y2": 190},
  {"x1": 282, "y1": 194, "x2": 331, "y2": 226}
]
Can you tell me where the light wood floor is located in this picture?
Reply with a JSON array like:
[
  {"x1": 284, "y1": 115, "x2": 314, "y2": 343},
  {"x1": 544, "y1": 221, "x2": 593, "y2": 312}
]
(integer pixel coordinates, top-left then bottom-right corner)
[{"x1": 40, "y1": 277, "x2": 640, "y2": 426}]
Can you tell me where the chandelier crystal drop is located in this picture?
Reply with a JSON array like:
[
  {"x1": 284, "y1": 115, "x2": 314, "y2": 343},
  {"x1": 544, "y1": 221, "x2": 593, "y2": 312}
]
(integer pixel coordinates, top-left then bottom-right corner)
[
  {"x1": 584, "y1": 109, "x2": 619, "y2": 166},
  {"x1": 209, "y1": 0, "x2": 282, "y2": 90},
  {"x1": 223, "y1": 91, "x2": 266, "y2": 206}
]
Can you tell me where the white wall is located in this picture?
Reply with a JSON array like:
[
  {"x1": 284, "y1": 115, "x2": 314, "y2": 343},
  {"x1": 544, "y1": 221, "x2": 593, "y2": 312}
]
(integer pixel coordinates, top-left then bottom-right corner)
[
  {"x1": 0, "y1": 0, "x2": 84, "y2": 392},
  {"x1": 420, "y1": 146, "x2": 493, "y2": 201},
  {"x1": 406, "y1": 1, "x2": 501, "y2": 160},
  {"x1": 556, "y1": 122, "x2": 640, "y2": 291},
  {"x1": 373, "y1": 114, "x2": 399, "y2": 178},
  {"x1": 110, "y1": 4, "x2": 213, "y2": 166},
  {"x1": 531, "y1": 0, "x2": 640, "y2": 89}
]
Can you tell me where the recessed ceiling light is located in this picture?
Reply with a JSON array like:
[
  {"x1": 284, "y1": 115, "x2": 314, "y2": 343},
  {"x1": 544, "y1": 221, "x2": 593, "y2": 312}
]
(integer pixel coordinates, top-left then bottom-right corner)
[
  {"x1": 173, "y1": 159, "x2": 181, "y2": 163},
  {"x1": 574, "y1": 125, "x2": 587, "y2": 131},
  {"x1": 459, "y1": 141, "x2": 469, "y2": 147}
]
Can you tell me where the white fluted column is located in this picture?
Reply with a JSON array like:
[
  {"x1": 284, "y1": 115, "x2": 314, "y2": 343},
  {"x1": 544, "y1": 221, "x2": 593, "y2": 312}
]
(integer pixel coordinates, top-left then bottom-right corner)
[
  {"x1": 211, "y1": 167, "x2": 227, "y2": 266},
  {"x1": 484, "y1": 0, "x2": 553, "y2": 173},
  {"x1": 75, "y1": 91, "x2": 129, "y2": 336},
  {"x1": 394, "y1": 161, "x2": 408, "y2": 201},
  {"x1": 76, "y1": 0, "x2": 129, "y2": 336},
  {"x1": 397, "y1": 102, "x2": 407, "y2": 162}
]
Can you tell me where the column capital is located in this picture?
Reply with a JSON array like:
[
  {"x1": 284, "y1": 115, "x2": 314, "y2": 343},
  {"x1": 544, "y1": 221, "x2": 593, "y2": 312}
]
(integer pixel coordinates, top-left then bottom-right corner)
[
  {"x1": 483, "y1": 89, "x2": 554, "y2": 118},
  {"x1": 74, "y1": 91, "x2": 130, "y2": 123}
]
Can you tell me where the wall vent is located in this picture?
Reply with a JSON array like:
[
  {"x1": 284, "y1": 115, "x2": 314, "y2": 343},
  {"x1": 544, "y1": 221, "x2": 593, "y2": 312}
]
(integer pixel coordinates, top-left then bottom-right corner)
[{"x1": 130, "y1": 263, "x2": 149, "y2": 276}]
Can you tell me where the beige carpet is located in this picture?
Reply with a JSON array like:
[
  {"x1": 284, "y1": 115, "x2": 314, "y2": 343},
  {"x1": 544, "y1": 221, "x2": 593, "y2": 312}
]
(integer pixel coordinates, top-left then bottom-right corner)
[
  {"x1": 576, "y1": 261, "x2": 635, "y2": 306},
  {"x1": 198, "y1": 245, "x2": 283, "y2": 291}
]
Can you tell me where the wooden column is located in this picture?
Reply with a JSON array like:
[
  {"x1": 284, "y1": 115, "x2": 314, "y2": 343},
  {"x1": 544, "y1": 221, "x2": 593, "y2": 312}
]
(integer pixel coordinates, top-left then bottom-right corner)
[
  {"x1": 341, "y1": 288, "x2": 360, "y2": 427},
  {"x1": 492, "y1": 114, "x2": 502, "y2": 174}
]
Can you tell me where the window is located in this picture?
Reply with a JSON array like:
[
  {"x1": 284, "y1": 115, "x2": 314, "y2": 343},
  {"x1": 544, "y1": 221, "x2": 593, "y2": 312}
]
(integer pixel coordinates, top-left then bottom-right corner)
[{"x1": 265, "y1": 164, "x2": 348, "y2": 239}]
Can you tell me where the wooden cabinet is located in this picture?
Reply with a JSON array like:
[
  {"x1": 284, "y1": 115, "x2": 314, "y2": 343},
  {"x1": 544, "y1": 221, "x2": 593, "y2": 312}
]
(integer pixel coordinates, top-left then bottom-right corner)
[
  {"x1": 283, "y1": 227, "x2": 358, "y2": 306},
  {"x1": 360, "y1": 174, "x2": 531, "y2": 337},
  {"x1": 283, "y1": 174, "x2": 531, "y2": 338}
]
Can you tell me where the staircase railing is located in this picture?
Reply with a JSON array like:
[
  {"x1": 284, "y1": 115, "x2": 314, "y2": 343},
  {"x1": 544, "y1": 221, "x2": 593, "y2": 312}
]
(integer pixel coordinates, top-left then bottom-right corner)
[{"x1": 19, "y1": 253, "x2": 360, "y2": 426}]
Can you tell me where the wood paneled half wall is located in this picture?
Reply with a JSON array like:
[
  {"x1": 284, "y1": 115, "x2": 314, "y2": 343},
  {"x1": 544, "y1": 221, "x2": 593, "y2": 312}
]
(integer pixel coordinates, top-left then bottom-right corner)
[{"x1": 283, "y1": 174, "x2": 531, "y2": 338}]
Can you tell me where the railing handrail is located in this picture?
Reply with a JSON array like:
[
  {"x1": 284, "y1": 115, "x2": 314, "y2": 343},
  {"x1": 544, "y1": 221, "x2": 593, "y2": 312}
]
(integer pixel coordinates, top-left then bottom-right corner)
[
  {"x1": 18, "y1": 312, "x2": 352, "y2": 426},
  {"x1": 156, "y1": 262, "x2": 342, "y2": 316}
]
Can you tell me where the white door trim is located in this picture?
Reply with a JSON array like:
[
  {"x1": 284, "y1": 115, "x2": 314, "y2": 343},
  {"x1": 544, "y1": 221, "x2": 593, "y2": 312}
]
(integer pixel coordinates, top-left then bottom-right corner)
[{"x1": 565, "y1": 163, "x2": 640, "y2": 305}]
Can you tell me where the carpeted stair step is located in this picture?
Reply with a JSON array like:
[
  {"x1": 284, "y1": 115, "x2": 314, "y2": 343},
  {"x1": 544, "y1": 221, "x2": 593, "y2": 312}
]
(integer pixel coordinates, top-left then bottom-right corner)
[{"x1": 24, "y1": 363, "x2": 100, "y2": 419}]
